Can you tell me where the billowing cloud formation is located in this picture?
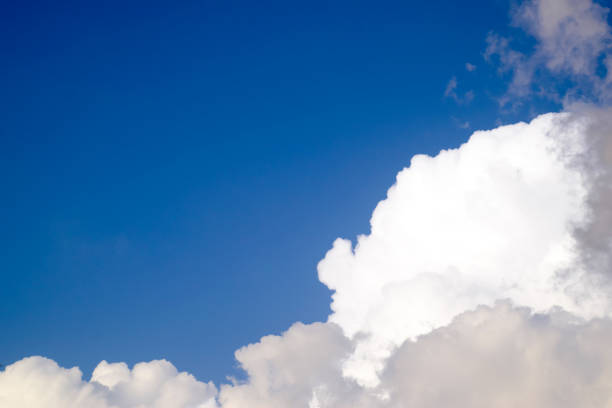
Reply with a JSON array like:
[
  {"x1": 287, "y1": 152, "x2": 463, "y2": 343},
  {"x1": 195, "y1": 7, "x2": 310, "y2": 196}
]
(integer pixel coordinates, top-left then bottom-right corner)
[
  {"x1": 218, "y1": 322, "x2": 382, "y2": 408},
  {"x1": 0, "y1": 357, "x2": 217, "y2": 408},
  {"x1": 220, "y1": 302, "x2": 612, "y2": 408},
  {"x1": 383, "y1": 301, "x2": 612, "y2": 408},
  {"x1": 3, "y1": 106, "x2": 612, "y2": 408},
  {"x1": 319, "y1": 106, "x2": 612, "y2": 386}
]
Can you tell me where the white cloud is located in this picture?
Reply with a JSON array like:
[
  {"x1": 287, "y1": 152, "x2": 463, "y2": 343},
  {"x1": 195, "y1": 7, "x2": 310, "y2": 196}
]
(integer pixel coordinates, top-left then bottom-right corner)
[
  {"x1": 215, "y1": 302, "x2": 612, "y2": 408},
  {"x1": 486, "y1": 0, "x2": 612, "y2": 104},
  {"x1": 318, "y1": 107, "x2": 612, "y2": 386},
  {"x1": 5, "y1": 2, "x2": 612, "y2": 402},
  {"x1": 0, "y1": 357, "x2": 218, "y2": 408},
  {"x1": 383, "y1": 301, "x2": 612, "y2": 408},
  {"x1": 218, "y1": 322, "x2": 383, "y2": 408},
  {"x1": 465, "y1": 62, "x2": 477, "y2": 72},
  {"x1": 3, "y1": 105, "x2": 612, "y2": 407}
]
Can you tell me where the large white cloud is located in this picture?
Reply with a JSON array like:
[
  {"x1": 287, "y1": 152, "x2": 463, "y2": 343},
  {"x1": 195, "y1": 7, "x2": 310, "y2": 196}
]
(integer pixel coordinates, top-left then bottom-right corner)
[
  {"x1": 4, "y1": 106, "x2": 611, "y2": 408},
  {"x1": 318, "y1": 107, "x2": 612, "y2": 386}
]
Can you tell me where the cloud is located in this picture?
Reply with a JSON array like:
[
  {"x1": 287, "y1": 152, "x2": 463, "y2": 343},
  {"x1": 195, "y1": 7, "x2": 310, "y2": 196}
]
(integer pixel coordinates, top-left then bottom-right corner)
[
  {"x1": 214, "y1": 302, "x2": 612, "y2": 408},
  {"x1": 218, "y1": 322, "x2": 382, "y2": 408},
  {"x1": 486, "y1": 0, "x2": 612, "y2": 104},
  {"x1": 444, "y1": 76, "x2": 475, "y2": 104},
  {"x1": 383, "y1": 301, "x2": 612, "y2": 408},
  {"x1": 2, "y1": 107, "x2": 612, "y2": 407},
  {"x1": 4, "y1": 2, "x2": 612, "y2": 405},
  {"x1": 451, "y1": 116, "x2": 471, "y2": 129},
  {"x1": 318, "y1": 107, "x2": 612, "y2": 386},
  {"x1": 514, "y1": 0, "x2": 610, "y2": 77},
  {"x1": 465, "y1": 62, "x2": 477, "y2": 72},
  {"x1": 9, "y1": 301, "x2": 612, "y2": 408},
  {"x1": 0, "y1": 357, "x2": 218, "y2": 408}
]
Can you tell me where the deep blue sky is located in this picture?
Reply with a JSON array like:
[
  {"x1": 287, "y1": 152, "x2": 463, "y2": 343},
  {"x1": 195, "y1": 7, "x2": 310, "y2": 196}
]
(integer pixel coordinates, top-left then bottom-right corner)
[{"x1": 1, "y1": 0, "x2": 542, "y2": 383}]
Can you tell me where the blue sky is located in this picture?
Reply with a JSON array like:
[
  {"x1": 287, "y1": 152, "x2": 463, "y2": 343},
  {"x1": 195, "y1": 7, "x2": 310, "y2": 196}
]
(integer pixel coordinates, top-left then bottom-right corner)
[{"x1": 1, "y1": 0, "x2": 566, "y2": 383}]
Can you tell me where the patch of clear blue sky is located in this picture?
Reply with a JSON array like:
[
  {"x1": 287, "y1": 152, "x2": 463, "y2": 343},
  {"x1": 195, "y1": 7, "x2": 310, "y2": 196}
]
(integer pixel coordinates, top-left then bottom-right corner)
[{"x1": 0, "y1": 0, "x2": 556, "y2": 383}]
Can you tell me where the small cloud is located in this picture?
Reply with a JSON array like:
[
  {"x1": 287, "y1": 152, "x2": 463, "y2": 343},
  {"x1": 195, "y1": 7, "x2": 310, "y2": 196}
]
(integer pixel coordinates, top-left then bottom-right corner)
[
  {"x1": 464, "y1": 90, "x2": 475, "y2": 104},
  {"x1": 451, "y1": 116, "x2": 471, "y2": 129},
  {"x1": 465, "y1": 62, "x2": 477, "y2": 72},
  {"x1": 444, "y1": 77, "x2": 475, "y2": 105},
  {"x1": 444, "y1": 76, "x2": 458, "y2": 98}
]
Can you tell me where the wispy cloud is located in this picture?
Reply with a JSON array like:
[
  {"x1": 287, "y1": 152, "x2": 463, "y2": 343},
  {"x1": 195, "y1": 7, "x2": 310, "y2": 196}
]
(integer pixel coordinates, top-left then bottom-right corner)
[
  {"x1": 485, "y1": 0, "x2": 612, "y2": 105},
  {"x1": 444, "y1": 76, "x2": 475, "y2": 105}
]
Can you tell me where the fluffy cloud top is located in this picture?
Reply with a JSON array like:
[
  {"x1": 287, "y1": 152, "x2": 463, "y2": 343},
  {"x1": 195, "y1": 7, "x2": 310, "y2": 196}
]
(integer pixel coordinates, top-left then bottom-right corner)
[
  {"x1": 319, "y1": 107, "x2": 612, "y2": 386},
  {"x1": 0, "y1": 357, "x2": 217, "y2": 408}
]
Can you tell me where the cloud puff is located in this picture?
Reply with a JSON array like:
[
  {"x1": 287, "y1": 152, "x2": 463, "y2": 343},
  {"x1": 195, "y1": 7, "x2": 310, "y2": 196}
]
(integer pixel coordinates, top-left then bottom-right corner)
[
  {"x1": 486, "y1": 0, "x2": 612, "y2": 104},
  {"x1": 0, "y1": 357, "x2": 218, "y2": 408},
  {"x1": 515, "y1": 0, "x2": 610, "y2": 77},
  {"x1": 218, "y1": 322, "x2": 382, "y2": 408},
  {"x1": 444, "y1": 76, "x2": 475, "y2": 104}
]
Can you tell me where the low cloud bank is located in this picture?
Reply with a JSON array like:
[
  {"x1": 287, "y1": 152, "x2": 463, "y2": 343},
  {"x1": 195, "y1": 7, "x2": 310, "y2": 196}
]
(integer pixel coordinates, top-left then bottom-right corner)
[{"x1": 0, "y1": 357, "x2": 217, "y2": 408}]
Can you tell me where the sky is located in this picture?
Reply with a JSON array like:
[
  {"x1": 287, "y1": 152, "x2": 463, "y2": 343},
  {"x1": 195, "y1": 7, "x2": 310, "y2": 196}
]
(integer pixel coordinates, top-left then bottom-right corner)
[
  {"x1": 1, "y1": 0, "x2": 514, "y2": 381},
  {"x1": 3, "y1": 0, "x2": 612, "y2": 407}
]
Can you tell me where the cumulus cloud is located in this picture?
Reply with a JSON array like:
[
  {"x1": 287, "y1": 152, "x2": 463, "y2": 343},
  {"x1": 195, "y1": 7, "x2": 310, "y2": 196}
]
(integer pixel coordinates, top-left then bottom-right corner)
[
  {"x1": 0, "y1": 357, "x2": 218, "y2": 408},
  {"x1": 383, "y1": 301, "x2": 612, "y2": 408},
  {"x1": 465, "y1": 62, "x2": 477, "y2": 72},
  {"x1": 319, "y1": 107, "x2": 612, "y2": 386},
  {"x1": 3, "y1": 107, "x2": 612, "y2": 408},
  {"x1": 216, "y1": 302, "x2": 612, "y2": 408},
  {"x1": 218, "y1": 322, "x2": 382, "y2": 408},
  {"x1": 486, "y1": 0, "x2": 612, "y2": 104}
]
